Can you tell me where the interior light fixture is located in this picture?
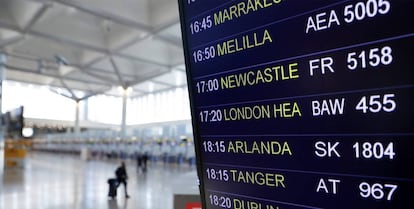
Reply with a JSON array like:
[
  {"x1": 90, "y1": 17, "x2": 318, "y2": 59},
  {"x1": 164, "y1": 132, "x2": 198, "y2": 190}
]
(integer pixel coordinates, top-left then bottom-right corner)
[
  {"x1": 22, "y1": 127, "x2": 34, "y2": 138},
  {"x1": 126, "y1": 87, "x2": 133, "y2": 94},
  {"x1": 117, "y1": 86, "x2": 124, "y2": 93}
]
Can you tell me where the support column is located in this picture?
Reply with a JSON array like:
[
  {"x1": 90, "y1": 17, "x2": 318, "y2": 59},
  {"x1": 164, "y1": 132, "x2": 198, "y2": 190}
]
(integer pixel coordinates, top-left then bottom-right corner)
[
  {"x1": 83, "y1": 98, "x2": 88, "y2": 121},
  {"x1": 0, "y1": 53, "x2": 4, "y2": 113},
  {"x1": 74, "y1": 100, "x2": 80, "y2": 134},
  {"x1": 121, "y1": 89, "x2": 127, "y2": 140},
  {"x1": 0, "y1": 53, "x2": 6, "y2": 175}
]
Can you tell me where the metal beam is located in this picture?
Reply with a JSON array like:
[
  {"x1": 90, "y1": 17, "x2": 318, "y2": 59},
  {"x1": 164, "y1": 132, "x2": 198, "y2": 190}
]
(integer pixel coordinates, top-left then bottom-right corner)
[
  {"x1": 23, "y1": 4, "x2": 50, "y2": 33},
  {"x1": 154, "y1": 34, "x2": 182, "y2": 48},
  {"x1": 3, "y1": 50, "x2": 120, "y2": 85},
  {"x1": 0, "y1": 21, "x2": 107, "y2": 52},
  {"x1": 48, "y1": 88, "x2": 74, "y2": 100},
  {"x1": 4, "y1": 66, "x2": 111, "y2": 98},
  {"x1": 131, "y1": 88, "x2": 149, "y2": 94},
  {"x1": 54, "y1": 0, "x2": 152, "y2": 31},
  {"x1": 79, "y1": 69, "x2": 117, "y2": 84},
  {"x1": 131, "y1": 84, "x2": 188, "y2": 99},
  {"x1": 3, "y1": 64, "x2": 111, "y2": 86},
  {"x1": 153, "y1": 83, "x2": 187, "y2": 94},
  {"x1": 26, "y1": 0, "x2": 183, "y2": 49},
  {"x1": 151, "y1": 79, "x2": 176, "y2": 87},
  {"x1": 82, "y1": 34, "x2": 146, "y2": 69},
  {"x1": 4, "y1": 51, "x2": 145, "y2": 84},
  {"x1": 0, "y1": 21, "x2": 170, "y2": 69},
  {"x1": 83, "y1": 34, "x2": 173, "y2": 70},
  {"x1": 0, "y1": 36, "x2": 25, "y2": 48},
  {"x1": 153, "y1": 18, "x2": 180, "y2": 33},
  {"x1": 83, "y1": 54, "x2": 106, "y2": 68},
  {"x1": 74, "y1": 64, "x2": 142, "y2": 82},
  {"x1": 79, "y1": 87, "x2": 112, "y2": 101},
  {"x1": 58, "y1": 77, "x2": 77, "y2": 100},
  {"x1": 151, "y1": 19, "x2": 182, "y2": 48},
  {"x1": 83, "y1": 54, "x2": 166, "y2": 78},
  {"x1": 114, "y1": 53, "x2": 169, "y2": 68},
  {"x1": 30, "y1": 0, "x2": 182, "y2": 47},
  {"x1": 83, "y1": 19, "x2": 181, "y2": 69},
  {"x1": 92, "y1": 86, "x2": 138, "y2": 98},
  {"x1": 31, "y1": 30, "x2": 109, "y2": 54},
  {"x1": 109, "y1": 57, "x2": 125, "y2": 87},
  {"x1": 128, "y1": 69, "x2": 171, "y2": 87}
]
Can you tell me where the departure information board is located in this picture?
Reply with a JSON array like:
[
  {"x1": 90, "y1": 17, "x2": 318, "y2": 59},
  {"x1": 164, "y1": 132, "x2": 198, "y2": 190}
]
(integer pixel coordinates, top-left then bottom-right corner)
[{"x1": 178, "y1": 1, "x2": 414, "y2": 208}]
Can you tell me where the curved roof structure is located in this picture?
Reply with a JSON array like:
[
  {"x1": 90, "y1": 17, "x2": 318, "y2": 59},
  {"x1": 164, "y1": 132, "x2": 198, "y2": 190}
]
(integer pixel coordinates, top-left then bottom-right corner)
[{"x1": 0, "y1": 0, "x2": 186, "y2": 100}]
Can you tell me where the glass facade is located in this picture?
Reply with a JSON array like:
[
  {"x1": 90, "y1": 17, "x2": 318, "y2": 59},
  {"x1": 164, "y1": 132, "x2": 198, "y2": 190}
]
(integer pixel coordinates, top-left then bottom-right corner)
[
  {"x1": 2, "y1": 81, "x2": 191, "y2": 125},
  {"x1": 2, "y1": 81, "x2": 76, "y2": 121}
]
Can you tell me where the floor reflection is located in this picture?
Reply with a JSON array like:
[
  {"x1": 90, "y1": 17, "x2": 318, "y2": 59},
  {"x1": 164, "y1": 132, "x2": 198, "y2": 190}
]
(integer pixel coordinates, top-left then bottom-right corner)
[{"x1": 1, "y1": 152, "x2": 199, "y2": 209}]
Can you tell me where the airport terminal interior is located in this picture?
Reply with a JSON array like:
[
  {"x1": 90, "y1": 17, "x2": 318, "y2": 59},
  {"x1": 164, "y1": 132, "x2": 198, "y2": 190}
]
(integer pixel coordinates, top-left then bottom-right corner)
[{"x1": 0, "y1": 0, "x2": 199, "y2": 208}]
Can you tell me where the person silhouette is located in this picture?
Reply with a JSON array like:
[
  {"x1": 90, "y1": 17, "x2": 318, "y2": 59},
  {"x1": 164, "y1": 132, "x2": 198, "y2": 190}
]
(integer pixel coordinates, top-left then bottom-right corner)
[{"x1": 115, "y1": 161, "x2": 130, "y2": 198}]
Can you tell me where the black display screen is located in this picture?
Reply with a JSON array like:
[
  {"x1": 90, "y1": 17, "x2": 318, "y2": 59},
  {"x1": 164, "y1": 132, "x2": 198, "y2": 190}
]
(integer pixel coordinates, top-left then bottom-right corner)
[
  {"x1": 2, "y1": 106, "x2": 24, "y2": 137},
  {"x1": 178, "y1": 1, "x2": 414, "y2": 208}
]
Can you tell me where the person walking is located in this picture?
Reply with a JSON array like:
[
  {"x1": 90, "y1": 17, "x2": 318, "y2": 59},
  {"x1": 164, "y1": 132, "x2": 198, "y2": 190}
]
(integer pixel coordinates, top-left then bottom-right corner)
[
  {"x1": 115, "y1": 161, "x2": 130, "y2": 198},
  {"x1": 136, "y1": 153, "x2": 143, "y2": 172},
  {"x1": 142, "y1": 152, "x2": 149, "y2": 172}
]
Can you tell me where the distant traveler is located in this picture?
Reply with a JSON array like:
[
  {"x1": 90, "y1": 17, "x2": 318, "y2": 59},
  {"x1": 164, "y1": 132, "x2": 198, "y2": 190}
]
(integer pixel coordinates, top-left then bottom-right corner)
[
  {"x1": 115, "y1": 161, "x2": 130, "y2": 198},
  {"x1": 142, "y1": 152, "x2": 149, "y2": 172},
  {"x1": 137, "y1": 152, "x2": 149, "y2": 172},
  {"x1": 137, "y1": 153, "x2": 143, "y2": 172}
]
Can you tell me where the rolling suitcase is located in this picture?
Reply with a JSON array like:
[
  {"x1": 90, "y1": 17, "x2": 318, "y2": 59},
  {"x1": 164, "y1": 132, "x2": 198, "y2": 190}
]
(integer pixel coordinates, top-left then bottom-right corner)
[{"x1": 107, "y1": 178, "x2": 118, "y2": 198}]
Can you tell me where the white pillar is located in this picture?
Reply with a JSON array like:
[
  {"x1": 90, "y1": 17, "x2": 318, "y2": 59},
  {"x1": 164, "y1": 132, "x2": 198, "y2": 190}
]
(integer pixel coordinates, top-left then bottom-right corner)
[
  {"x1": 83, "y1": 98, "x2": 88, "y2": 120},
  {"x1": 0, "y1": 53, "x2": 6, "y2": 175},
  {"x1": 121, "y1": 89, "x2": 127, "y2": 140},
  {"x1": 0, "y1": 53, "x2": 5, "y2": 114},
  {"x1": 74, "y1": 100, "x2": 80, "y2": 134}
]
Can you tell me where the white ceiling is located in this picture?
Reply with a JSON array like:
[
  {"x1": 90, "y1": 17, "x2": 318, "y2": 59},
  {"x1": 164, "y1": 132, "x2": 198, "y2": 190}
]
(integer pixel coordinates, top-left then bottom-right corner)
[{"x1": 0, "y1": 0, "x2": 186, "y2": 100}]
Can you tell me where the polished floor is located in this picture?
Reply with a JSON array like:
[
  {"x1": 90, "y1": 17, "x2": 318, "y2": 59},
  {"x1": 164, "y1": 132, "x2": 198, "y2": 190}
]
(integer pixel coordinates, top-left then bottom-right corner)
[{"x1": 0, "y1": 152, "x2": 199, "y2": 209}]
